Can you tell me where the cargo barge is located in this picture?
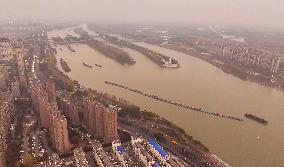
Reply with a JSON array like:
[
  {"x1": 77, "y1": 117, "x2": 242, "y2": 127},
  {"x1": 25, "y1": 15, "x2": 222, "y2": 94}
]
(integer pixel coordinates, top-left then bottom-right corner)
[
  {"x1": 66, "y1": 45, "x2": 76, "y2": 52},
  {"x1": 83, "y1": 62, "x2": 92, "y2": 68},
  {"x1": 245, "y1": 113, "x2": 268, "y2": 125},
  {"x1": 60, "y1": 59, "x2": 71, "y2": 72},
  {"x1": 94, "y1": 63, "x2": 102, "y2": 68}
]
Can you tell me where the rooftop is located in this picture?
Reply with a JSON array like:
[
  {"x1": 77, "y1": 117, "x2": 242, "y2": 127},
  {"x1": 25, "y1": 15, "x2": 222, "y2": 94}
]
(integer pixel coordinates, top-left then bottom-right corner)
[
  {"x1": 0, "y1": 38, "x2": 10, "y2": 42},
  {"x1": 149, "y1": 139, "x2": 168, "y2": 158},
  {"x1": 117, "y1": 146, "x2": 126, "y2": 153}
]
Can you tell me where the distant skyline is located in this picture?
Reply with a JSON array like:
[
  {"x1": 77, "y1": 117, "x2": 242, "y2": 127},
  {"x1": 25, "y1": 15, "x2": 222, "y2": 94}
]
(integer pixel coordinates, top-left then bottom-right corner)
[{"x1": 0, "y1": 0, "x2": 283, "y2": 27}]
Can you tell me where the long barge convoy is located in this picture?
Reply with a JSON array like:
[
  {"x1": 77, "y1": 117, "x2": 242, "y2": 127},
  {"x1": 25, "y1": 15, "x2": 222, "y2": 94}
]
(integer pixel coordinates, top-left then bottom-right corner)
[{"x1": 105, "y1": 81, "x2": 243, "y2": 122}]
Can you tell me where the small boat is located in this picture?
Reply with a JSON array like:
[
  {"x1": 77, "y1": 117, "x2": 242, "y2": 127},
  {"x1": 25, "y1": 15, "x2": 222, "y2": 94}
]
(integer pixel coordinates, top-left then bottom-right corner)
[
  {"x1": 83, "y1": 63, "x2": 92, "y2": 68},
  {"x1": 94, "y1": 64, "x2": 103, "y2": 68}
]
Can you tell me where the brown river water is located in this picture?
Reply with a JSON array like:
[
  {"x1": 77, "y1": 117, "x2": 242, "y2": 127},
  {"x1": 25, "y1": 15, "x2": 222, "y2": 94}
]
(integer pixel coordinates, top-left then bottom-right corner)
[{"x1": 50, "y1": 27, "x2": 284, "y2": 167}]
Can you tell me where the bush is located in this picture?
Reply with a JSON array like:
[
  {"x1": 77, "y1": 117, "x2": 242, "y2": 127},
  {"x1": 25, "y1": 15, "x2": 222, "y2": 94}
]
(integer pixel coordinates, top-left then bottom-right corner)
[
  {"x1": 6, "y1": 140, "x2": 22, "y2": 167},
  {"x1": 55, "y1": 79, "x2": 73, "y2": 92},
  {"x1": 142, "y1": 111, "x2": 159, "y2": 118},
  {"x1": 118, "y1": 130, "x2": 131, "y2": 143},
  {"x1": 161, "y1": 127, "x2": 178, "y2": 138},
  {"x1": 39, "y1": 62, "x2": 48, "y2": 71},
  {"x1": 118, "y1": 119, "x2": 131, "y2": 126},
  {"x1": 153, "y1": 132, "x2": 165, "y2": 142},
  {"x1": 143, "y1": 116, "x2": 155, "y2": 122},
  {"x1": 118, "y1": 110, "x2": 127, "y2": 118},
  {"x1": 122, "y1": 105, "x2": 142, "y2": 118},
  {"x1": 71, "y1": 90, "x2": 87, "y2": 101}
]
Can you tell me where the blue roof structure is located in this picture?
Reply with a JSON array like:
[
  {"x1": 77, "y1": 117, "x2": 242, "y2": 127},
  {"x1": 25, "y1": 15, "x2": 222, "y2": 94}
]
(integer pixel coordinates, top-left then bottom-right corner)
[
  {"x1": 149, "y1": 139, "x2": 168, "y2": 158},
  {"x1": 153, "y1": 162, "x2": 160, "y2": 167},
  {"x1": 117, "y1": 146, "x2": 126, "y2": 153}
]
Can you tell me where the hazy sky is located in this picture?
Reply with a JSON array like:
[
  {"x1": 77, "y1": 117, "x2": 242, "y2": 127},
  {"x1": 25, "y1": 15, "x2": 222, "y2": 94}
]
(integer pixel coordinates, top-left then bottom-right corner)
[{"x1": 0, "y1": 0, "x2": 283, "y2": 26}]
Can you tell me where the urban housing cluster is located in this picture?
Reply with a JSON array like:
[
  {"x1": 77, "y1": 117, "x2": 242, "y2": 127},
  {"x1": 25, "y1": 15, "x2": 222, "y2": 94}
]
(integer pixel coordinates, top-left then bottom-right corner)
[{"x1": 0, "y1": 34, "x2": 191, "y2": 167}]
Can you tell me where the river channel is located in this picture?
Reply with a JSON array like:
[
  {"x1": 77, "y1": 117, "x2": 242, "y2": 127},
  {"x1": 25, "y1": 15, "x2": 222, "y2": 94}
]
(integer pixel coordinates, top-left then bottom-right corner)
[{"x1": 49, "y1": 27, "x2": 284, "y2": 167}]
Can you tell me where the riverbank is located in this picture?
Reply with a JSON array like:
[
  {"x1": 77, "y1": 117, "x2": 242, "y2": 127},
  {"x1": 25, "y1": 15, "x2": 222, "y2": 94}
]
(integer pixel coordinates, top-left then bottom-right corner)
[
  {"x1": 44, "y1": 44, "x2": 231, "y2": 166},
  {"x1": 163, "y1": 43, "x2": 284, "y2": 91},
  {"x1": 95, "y1": 25, "x2": 283, "y2": 92},
  {"x1": 46, "y1": 24, "x2": 284, "y2": 167},
  {"x1": 39, "y1": 46, "x2": 79, "y2": 91}
]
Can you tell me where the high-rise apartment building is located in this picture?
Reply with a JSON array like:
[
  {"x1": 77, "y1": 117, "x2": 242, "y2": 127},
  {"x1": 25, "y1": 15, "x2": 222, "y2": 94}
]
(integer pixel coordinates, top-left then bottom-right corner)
[
  {"x1": 47, "y1": 80, "x2": 56, "y2": 103},
  {"x1": 83, "y1": 97, "x2": 118, "y2": 142},
  {"x1": 58, "y1": 98, "x2": 80, "y2": 126},
  {"x1": 50, "y1": 109, "x2": 71, "y2": 154}
]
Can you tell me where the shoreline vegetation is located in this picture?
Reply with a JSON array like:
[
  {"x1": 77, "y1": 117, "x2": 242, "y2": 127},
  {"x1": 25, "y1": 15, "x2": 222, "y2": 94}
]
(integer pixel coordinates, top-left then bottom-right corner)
[
  {"x1": 88, "y1": 23, "x2": 284, "y2": 92},
  {"x1": 73, "y1": 28, "x2": 136, "y2": 65},
  {"x1": 86, "y1": 25, "x2": 180, "y2": 68},
  {"x1": 39, "y1": 47, "x2": 79, "y2": 91},
  {"x1": 42, "y1": 44, "x2": 215, "y2": 161},
  {"x1": 99, "y1": 33, "x2": 180, "y2": 68}
]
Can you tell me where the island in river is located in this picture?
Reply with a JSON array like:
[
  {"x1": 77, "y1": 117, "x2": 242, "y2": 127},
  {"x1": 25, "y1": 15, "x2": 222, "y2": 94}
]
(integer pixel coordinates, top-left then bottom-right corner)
[
  {"x1": 73, "y1": 28, "x2": 136, "y2": 65},
  {"x1": 47, "y1": 24, "x2": 284, "y2": 167},
  {"x1": 88, "y1": 24, "x2": 284, "y2": 91}
]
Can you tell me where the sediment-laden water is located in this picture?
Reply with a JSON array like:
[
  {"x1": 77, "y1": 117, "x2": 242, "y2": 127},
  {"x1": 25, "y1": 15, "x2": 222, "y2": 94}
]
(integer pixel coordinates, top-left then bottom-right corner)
[{"x1": 49, "y1": 27, "x2": 284, "y2": 167}]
